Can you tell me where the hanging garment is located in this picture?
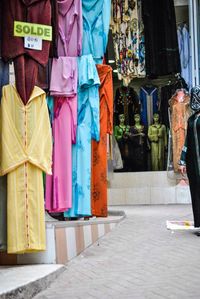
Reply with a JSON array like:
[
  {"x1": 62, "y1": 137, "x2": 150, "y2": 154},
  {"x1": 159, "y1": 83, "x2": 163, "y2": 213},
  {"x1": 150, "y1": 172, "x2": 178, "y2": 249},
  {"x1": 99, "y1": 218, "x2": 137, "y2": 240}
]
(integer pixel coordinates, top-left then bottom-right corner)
[
  {"x1": 148, "y1": 123, "x2": 167, "y2": 171},
  {"x1": 114, "y1": 86, "x2": 140, "y2": 126},
  {"x1": 46, "y1": 96, "x2": 54, "y2": 125},
  {"x1": 142, "y1": 0, "x2": 180, "y2": 77},
  {"x1": 13, "y1": 55, "x2": 39, "y2": 105},
  {"x1": 50, "y1": 57, "x2": 78, "y2": 96},
  {"x1": 140, "y1": 86, "x2": 159, "y2": 126},
  {"x1": 45, "y1": 94, "x2": 77, "y2": 213},
  {"x1": 0, "y1": 59, "x2": 9, "y2": 252},
  {"x1": 160, "y1": 84, "x2": 174, "y2": 129},
  {"x1": 0, "y1": 176, "x2": 7, "y2": 251},
  {"x1": 1, "y1": 0, "x2": 52, "y2": 65},
  {"x1": 177, "y1": 25, "x2": 192, "y2": 90},
  {"x1": 0, "y1": 59, "x2": 9, "y2": 98},
  {"x1": 91, "y1": 64, "x2": 113, "y2": 217},
  {"x1": 111, "y1": 0, "x2": 145, "y2": 81},
  {"x1": 57, "y1": 0, "x2": 82, "y2": 57},
  {"x1": 0, "y1": 85, "x2": 52, "y2": 254},
  {"x1": 169, "y1": 92, "x2": 190, "y2": 172},
  {"x1": 180, "y1": 114, "x2": 200, "y2": 227},
  {"x1": 64, "y1": 54, "x2": 100, "y2": 217},
  {"x1": 36, "y1": 59, "x2": 53, "y2": 92},
  {"x1": 112, "y1": 134, "x2": 123, "y2": 170},
  {"x1": 82, "y1": 0, "x2": 111, "y2": 63},
  {"x1": 2, "y1": 0, "x2": 52, "y2": 104},
  {"x1": 50, "y1": 0, "x2": 59, "y2": 58}
]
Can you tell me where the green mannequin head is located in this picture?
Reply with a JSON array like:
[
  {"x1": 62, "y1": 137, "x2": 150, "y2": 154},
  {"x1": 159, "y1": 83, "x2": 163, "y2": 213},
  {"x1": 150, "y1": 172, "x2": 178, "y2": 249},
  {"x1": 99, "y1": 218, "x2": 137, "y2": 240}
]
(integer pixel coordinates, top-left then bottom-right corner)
[
  {"x1": 119, "y1": 114, "x2": 125, "y2": 125},
  {"x1": 153, "y1": 113, "x2": 160, "y2": 124},
  {"x1": 134, "y1": 114, "x2": 141, "y2": 124}
]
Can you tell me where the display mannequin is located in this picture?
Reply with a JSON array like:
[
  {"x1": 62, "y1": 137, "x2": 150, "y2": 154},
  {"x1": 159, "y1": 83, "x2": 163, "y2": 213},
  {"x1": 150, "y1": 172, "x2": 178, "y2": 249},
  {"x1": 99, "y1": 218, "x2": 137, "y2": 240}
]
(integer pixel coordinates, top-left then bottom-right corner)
[
  {"x1": 148, "y1": 113, "x2": 167, "y2": 171},
  {"x1": 114, "y1": 114, "x2": 131, "y2": 171},
  {"x1": 169, "y1": 89, "x2": 190, "y2": 172},
  {"x1": 129, "y1": 114, "x2": 148, "y2": 171}
]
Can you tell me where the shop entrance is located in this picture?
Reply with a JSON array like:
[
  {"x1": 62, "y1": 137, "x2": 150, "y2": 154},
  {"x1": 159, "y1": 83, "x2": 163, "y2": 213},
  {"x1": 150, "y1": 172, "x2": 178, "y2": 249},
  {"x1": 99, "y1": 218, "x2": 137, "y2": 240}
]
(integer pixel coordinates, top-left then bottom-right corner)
[{"x1": 108, "y1": 0, "x2": 193, "y2": 174}]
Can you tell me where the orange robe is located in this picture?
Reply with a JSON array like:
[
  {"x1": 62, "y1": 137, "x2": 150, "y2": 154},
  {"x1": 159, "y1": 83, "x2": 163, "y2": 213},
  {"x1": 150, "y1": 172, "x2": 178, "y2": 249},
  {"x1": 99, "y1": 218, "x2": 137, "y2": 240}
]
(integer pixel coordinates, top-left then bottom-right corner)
[
  {"x1": 91, "y1": 65, "x2": 113, "y2": 217},
  {"x1": 169, "y1": 94, "x2": 190, "y2": 172}
]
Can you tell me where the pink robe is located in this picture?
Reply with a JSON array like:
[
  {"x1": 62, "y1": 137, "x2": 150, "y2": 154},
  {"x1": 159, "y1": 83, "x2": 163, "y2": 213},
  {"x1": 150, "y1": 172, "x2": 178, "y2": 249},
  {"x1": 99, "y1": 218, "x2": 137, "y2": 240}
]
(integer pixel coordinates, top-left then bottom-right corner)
[
  {"x1": 57, "y1": 0, "x2": 82, "y2": 57},
  {"x1": 45, "y1": 95, "x2": 77, "y2": 212}
]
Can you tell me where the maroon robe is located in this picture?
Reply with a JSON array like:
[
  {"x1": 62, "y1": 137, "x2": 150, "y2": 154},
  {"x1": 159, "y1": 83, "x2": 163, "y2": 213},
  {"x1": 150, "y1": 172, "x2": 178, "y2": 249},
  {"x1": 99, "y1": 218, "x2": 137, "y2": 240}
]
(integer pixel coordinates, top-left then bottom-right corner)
[{"x1": 1, "y1": 0, "x2": 53, "y2": 104}]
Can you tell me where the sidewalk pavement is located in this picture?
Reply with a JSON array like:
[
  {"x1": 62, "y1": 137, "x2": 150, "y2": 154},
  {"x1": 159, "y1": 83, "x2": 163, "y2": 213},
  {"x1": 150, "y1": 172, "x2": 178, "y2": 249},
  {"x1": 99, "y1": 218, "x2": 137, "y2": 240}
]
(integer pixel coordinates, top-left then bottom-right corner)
[
  {"x1": 0, "y1": 265, "x2": 65, "y2": 299},
  {"x1": 34, "y1": 204, "x2": 200, "y2": 299}
]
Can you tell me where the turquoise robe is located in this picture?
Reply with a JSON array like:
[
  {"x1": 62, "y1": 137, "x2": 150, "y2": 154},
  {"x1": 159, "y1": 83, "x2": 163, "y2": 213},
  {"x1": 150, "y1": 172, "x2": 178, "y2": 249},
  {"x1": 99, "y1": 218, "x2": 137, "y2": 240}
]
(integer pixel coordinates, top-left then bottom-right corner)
[
  {"x1": 82, "y1": 0, "x2": 111, "y2": 63},
  {"x1": 64, "y1": 54, "x2": 100, "y2": 217}
]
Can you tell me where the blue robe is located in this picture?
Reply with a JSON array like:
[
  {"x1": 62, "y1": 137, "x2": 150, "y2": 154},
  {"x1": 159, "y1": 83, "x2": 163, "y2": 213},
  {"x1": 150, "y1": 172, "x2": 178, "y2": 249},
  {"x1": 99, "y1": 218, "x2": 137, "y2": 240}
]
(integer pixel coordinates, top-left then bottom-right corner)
[
  {"x1": 82, "y1": 0, "x2": 111, "y2": 63},
  {"x1": 140, "y1": 86, "x2": 159, "y2": 126},
  {"x1": 177, "y1": 25, "x2": 191, "y2": 89},
  {"x1": 64, "y1": 54, "x2": 100, "y2": 217}
]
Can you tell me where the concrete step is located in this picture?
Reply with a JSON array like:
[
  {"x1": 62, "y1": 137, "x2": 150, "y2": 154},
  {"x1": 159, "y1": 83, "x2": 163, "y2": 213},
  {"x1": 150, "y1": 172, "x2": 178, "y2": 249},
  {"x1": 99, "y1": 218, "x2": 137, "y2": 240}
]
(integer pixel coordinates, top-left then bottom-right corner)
[{"x1": 0, "y1": 265, "x2": 65, "y2": 299}]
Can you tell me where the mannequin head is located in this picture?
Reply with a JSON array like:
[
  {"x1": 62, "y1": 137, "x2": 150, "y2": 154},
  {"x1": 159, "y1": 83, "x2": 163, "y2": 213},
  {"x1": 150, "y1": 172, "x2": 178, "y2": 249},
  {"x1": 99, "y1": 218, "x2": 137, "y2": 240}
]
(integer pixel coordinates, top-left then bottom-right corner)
[
  {"x1": 119, "y1": 114, "x2": 125, "y2": 125},
  {"x1": 190, "y1": 86, "x2": 200, "y2": 112},
  {"x1": 176, "y1": 90, "x2": 185, "y2": 102},
  {"x1": 134, "y1": 114, "x2": 141, "y2": 124},
  {"x1": 153, "y1": 113, "x2": 160, "y2": 124}
]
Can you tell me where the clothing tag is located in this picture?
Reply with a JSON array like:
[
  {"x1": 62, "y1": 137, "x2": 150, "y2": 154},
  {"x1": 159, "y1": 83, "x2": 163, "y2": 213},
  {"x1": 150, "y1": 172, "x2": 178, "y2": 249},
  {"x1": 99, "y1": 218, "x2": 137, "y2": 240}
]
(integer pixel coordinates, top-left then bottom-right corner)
[
  {"x1": 24, "y1": 36, "x2": 42, "y2": 50},
  {"x1": 14, "y1": 21, "x2": 52, "y2": 41}
]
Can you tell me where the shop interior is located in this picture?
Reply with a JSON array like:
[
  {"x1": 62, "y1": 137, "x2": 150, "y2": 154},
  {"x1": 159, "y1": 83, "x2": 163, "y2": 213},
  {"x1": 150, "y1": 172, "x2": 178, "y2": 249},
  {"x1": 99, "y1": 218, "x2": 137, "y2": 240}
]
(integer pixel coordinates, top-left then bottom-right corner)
[{"x1": 107, "y1": 0, "x2": 191, "y2": 173}]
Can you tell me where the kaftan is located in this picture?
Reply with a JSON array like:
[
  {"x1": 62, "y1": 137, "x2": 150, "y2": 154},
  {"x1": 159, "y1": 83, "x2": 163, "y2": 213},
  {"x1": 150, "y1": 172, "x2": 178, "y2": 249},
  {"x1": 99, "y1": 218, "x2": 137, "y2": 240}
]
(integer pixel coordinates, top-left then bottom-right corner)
[
  {"x1": 2, "y1": 0, "x2": 52, "y2": 104},
  {"x1": 57, "y1": 0, "x2": 82, "y2": 57},
  {"x1": 169, "y1": 94, "x2": 190, "y2": 172},
  {"x1": 82, "y1": 0, "x2": 111, "y2": 63},
  {"x1": 177, "y1": 25, "x2": 192, "y2": 90},
  {"x1": 64, "y1": 54, "x2": 100, "y2": 217},
  {"x1": 91, "y1": 65, "x2": 113, "y2": 217},
  {"x1": 0, "y1": 85, "x2": 52, "y2": 254},
  {"x1": 148, "y1": 124, "x2": 167, "y2": 171},
  {"x1": 140, "y1": 86, "x2": 159, "y2": 126},
  {"x1": 45, "y1": 95, "x2": 77, "y2": 212}
]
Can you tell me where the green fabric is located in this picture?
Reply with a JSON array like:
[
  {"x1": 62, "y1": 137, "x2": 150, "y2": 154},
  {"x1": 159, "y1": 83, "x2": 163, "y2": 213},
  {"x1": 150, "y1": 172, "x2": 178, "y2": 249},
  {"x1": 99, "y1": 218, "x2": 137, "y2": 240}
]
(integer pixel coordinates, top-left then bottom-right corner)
[{"x1": 148, "y1": 124, "x2": 167, "y2": 171}]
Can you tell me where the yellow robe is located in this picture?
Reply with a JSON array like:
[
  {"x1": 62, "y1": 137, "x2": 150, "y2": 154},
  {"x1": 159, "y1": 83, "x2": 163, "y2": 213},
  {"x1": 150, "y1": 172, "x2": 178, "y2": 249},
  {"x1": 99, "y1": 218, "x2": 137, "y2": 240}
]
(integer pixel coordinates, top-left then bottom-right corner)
[{"x1": 0, "y1": 85, "x2": 52, "y2": 254}]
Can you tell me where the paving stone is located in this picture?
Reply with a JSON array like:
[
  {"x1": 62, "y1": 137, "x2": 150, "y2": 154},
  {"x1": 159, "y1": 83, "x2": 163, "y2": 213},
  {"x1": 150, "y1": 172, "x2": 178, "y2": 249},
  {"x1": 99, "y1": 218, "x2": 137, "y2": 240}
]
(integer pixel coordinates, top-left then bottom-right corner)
[{"x1": 34, "y1": 205, "x2": 200, "y2": 299}]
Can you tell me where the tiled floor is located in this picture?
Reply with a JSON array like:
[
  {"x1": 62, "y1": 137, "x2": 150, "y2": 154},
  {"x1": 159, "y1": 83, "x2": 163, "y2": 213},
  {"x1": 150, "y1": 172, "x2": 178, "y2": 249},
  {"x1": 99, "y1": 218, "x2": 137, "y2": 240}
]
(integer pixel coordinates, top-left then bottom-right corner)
[{"x1": 34, "y1": 205, "x2": 200, "y2": 299}]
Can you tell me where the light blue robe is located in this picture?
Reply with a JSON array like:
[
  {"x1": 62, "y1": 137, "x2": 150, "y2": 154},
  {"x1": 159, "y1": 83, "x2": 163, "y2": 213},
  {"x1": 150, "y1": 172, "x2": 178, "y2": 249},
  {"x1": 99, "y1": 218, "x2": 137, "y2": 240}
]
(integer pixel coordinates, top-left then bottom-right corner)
[
  {"x1": 82, "y1": 0, "x2": 111, "y2": 63},
  {"x1": 177, "y1": 25, "x2": 192, "y2": 89},
  {"x1": 64, "y1": 54, "x2": 100, "y2": 217}
]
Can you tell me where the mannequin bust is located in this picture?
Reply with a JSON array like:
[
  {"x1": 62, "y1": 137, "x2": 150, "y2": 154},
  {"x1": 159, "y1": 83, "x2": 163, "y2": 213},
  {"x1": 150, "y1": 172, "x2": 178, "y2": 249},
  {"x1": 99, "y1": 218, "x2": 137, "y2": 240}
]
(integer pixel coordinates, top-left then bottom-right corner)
[
  {"x1": 129, "y1": 114, "x2": 148, "y2": 171},
  {"x1": 114, "y1": 114, "x2": 130, "y2": 141},
  {"x1": 148, "y1": 113, "x2": 167, "y2": 171}
]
